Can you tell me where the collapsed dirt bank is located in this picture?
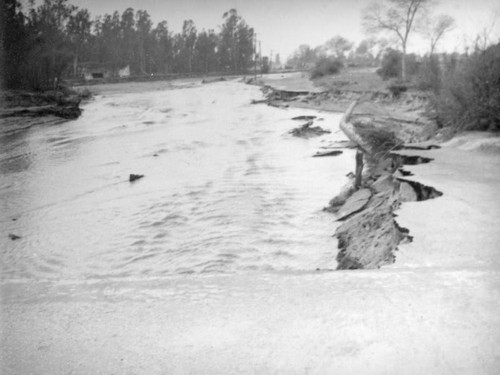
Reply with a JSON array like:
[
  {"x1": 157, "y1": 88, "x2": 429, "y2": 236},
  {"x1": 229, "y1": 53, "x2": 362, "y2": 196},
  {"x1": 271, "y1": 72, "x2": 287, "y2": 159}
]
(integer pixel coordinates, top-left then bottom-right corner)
[
  {"x1": 249, "y1": 72, "x2": 465, "y2": 269},
  {"x1": 252, "y1": 71, "x2": 439, "y2": 143},
  {"x1": 1, "y1": 89, "x2": 87, "y2": 125},
  {"x1": 0, "y1": 89, "x2": 90, "y2": 137}
]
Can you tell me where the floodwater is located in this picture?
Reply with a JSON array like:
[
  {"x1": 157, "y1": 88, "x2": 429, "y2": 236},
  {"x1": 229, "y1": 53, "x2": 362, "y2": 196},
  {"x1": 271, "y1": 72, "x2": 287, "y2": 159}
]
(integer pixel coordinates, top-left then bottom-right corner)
[
  {"x1": 2, "y1": 80, "x2": 500, "y2": 375},
  {"x1": 0, "y1": 80, "x2": 352, "y2": 282}
]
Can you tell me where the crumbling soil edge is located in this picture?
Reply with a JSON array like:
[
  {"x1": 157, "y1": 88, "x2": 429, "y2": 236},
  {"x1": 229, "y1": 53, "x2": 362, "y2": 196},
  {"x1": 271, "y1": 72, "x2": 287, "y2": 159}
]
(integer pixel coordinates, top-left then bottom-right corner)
[{"x1": 328, "y1": 156, "x2": 443, "y2": 270}]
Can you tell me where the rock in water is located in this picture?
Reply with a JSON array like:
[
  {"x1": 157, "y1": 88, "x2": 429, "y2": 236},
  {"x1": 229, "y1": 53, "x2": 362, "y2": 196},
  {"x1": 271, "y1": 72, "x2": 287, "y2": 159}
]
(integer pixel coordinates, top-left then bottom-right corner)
[
  {"x1": 129, "y1": 174, "x2": 145, "y2": 182},
  {"x1": 8, "y1": 233, "x2": 21, "y2": 240},
  {"x1": 336, "y1": 188, "x2": 372, "y2": 221}
]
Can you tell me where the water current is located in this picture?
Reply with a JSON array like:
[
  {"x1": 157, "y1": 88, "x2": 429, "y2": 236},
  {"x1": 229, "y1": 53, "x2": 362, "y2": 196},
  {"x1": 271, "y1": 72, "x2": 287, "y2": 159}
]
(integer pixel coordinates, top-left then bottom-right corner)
[{"x1": 0, "y1": 80, "x2": 353, "y2": 281}]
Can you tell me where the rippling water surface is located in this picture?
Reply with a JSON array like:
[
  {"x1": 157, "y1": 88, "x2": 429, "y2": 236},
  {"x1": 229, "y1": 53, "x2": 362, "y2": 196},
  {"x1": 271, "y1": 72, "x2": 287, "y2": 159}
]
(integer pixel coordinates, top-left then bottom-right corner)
[{"x1": 1, "y1": 80, "x2": 352, "y2": 281}]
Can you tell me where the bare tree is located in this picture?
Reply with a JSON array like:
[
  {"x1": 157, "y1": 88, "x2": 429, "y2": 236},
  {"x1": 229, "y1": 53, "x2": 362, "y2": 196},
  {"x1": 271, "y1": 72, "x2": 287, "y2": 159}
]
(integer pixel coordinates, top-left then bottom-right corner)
[
  {"x1": 420, "y1": 14, "x2": 455, "y2": 54},
  {"x1": 362, "y1": 0, "x2": 430, "y2": 80}
]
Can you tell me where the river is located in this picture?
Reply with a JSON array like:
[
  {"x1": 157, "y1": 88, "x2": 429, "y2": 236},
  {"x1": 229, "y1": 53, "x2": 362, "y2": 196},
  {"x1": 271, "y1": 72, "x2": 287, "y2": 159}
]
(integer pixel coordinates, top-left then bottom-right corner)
[
  {"x1": 1, "y1": 79, "x2": 351, "y2": 281},
  {"x1": 2, "y1": 79, "x2": 499, "y2": 375}
]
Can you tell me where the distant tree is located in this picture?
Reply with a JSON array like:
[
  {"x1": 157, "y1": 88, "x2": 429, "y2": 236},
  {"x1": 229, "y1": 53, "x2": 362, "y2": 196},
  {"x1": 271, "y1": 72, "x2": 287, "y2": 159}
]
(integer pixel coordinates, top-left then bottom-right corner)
[
  {"x1": 181, "y1": 20, "x2": 197, "y2": 73},
  {"x1": 363, "y1": 0, "x2": 430, "y2": 80},
  {"x1": 120, "y1": 8, "x2": 136, "y2": 71},
  {"x1": 419, "y1": 14, "x2": 455, "y2": 55},
  {"x1": 351, "y1": 38, "x2": 378, "y2": 66},
  {"x1": 218, "y1": 9, "x2": 254, "y2": 73},
  {"x1": 1, "y1": 2, "x2": 258, "y2": 87},
  {"x1": 356, "y1": 38, "x2": 377, "y2": 56},
  {"x1": 1, "y1": 0, "x2": 29, "y2": 88},
  {"x1": 93, "y1": 12, "x2": 122, "y2": 70},
  {"x1": 151, "y1": 21, "x2": 173, "y2": 74},
  {"x1": 195, "y1": 29, "x2": 218, "y2": 73},
  {"x1": 287, "y1": 44, "x2": 318, "y2": 69},
  {"x1": 323, "y1": 35, "x2": 354, "y2": 59},
  {"x1": 26, "y1": 0, "x2": 77, "y2": 88},
  {"x1": 135, "y1": 10, "x2": 153, "y2": 73},
  {"x1": 67, "y1": 8, "x2": 92, "y2": 76},
  {"x1": 235, "y1": 19, "x2": 254, "y2": 72}
]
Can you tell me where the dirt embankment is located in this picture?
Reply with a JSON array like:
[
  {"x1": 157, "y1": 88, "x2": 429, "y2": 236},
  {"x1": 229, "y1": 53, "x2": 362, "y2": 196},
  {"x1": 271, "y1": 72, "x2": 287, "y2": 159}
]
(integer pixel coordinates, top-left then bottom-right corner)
[
  {"x1": 250, "y1": 72, "x2": 448, "y2": 269},
  {"x1": 1, "y1": 89, "x2": 88, "y2": 121},
  {"x1": 251, "y1": 70, "x2": 441, "y2": 144}
]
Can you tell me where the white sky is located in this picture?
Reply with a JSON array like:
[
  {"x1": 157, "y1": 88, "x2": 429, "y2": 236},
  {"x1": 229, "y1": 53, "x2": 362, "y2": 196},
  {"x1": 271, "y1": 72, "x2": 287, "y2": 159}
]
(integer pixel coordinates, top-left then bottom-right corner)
[{"x1": 26, "y1": 0, "x2": 500, "y2": 59}]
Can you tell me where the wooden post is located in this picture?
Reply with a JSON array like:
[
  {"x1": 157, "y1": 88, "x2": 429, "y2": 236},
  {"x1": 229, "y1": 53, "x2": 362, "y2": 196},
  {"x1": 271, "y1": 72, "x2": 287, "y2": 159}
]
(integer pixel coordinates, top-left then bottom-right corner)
[
  {"x1": 355, "y1": 148, "x2": 364, "y2": 189},
  {"x1": 339, "y1": 99, "x2": 370, "y2": 190}
]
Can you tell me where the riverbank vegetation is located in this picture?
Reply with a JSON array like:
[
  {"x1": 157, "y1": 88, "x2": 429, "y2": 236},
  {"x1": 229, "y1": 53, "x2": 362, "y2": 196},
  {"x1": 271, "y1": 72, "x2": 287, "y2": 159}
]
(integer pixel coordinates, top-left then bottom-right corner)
[
  {"x1": 284, "y1": 0, "x2": 499, "y2": 135},
  {"x1": 1, "y1": 0, "x2": 255, "y2": 91}
]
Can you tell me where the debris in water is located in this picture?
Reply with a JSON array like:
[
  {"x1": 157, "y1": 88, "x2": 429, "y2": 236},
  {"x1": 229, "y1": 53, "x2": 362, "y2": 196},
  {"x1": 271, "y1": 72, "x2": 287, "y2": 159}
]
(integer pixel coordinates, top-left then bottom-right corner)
[
  {"x1": 129, "y1": 174, "x2": 145, "y2": 182},
  {"x1": 313, "y1": 150, "x2": 343, "y2": 157},
  {"x1": 292, "y1": 115, "x2": 316, "y2": 121},
  {"x1": 8, "y1": 233, "x2": 21, "y2": 240},
  {"x1": 289, "y1": 121, "x2": 330, "y2": 138}
]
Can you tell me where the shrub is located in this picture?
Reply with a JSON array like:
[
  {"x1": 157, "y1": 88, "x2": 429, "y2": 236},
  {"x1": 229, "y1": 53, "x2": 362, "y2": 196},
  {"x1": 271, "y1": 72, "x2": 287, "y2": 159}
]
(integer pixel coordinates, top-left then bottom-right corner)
[
  {"x1": 377, "y1": 49, "x2": 401, "y2": 79},
  {"x1": 387, "y1": 79, "x2": 408, "y2": 97},
  {"x1": 433, "y1": 42, "x2": 500, "y2": 131},
  {"x1": 415, "y1": 55, "x2": 441, "y2": 92},
  {"x1": 310, "y1": 57, "x2": 343, "y2": 79},
  {"x1": 377, "y1": 49, "x2": 419, "y2": 80}
]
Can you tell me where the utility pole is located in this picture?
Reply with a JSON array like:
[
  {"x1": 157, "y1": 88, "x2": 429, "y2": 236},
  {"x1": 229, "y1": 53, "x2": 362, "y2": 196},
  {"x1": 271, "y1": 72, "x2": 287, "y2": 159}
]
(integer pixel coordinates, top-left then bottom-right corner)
[
  {"x1": 254, "y1": 33, "x2": 257, "y2": 80},
  {"x1": 270, "y1": 49, "x2": 273, "y2": 73},
  {"x1": 259, "y1": 41, "x2": 262, "y2": 77}
]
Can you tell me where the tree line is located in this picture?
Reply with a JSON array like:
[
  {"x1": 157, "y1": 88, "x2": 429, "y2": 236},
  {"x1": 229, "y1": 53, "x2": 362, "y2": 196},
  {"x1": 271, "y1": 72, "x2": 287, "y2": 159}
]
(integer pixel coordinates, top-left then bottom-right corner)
[
  {"x1": 1, "y1": 0, "x2": 255, "y2": 90},
  {"x1": 287, "y1": 0, "x2": 456, "y2": 79}
]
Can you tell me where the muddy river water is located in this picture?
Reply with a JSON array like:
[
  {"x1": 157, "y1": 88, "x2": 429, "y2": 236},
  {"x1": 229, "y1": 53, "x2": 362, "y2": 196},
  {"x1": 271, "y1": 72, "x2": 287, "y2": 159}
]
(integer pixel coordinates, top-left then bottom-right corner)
[
  {"x1": 1, "y1": 80, "x2": 351, "y2": 281},
  {"x1": 2, "y1": 80, "x2": 500, "y2": 375}
]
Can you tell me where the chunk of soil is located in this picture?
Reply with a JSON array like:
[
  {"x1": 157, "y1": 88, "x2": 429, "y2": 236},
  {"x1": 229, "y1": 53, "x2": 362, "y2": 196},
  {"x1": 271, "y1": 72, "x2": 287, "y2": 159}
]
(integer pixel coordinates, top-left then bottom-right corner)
[
  {"x1": 336, "y1": 203, "x2": 402, "y2": 270},
  {"x1": 289, "y1": 121, "x2": 331, "y2": 138},
  {"x1": 331, "y1": 159, "x2": 443, "y2": 270},
  {"x1": 336, "y1": 188, "x2": 372, "y2": 221}
]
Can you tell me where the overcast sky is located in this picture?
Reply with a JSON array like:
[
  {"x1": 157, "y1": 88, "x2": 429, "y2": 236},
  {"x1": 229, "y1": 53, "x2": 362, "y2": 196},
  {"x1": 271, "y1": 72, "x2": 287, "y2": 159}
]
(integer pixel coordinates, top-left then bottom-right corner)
[{"x1": 33, "y1": 0, "x2": 500, "y2": 59}]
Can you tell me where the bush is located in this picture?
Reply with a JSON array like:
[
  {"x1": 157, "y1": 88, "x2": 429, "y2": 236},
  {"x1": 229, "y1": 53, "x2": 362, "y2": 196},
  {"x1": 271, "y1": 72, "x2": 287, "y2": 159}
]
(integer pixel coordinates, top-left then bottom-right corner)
[
  {"x1": 433, "y1": 43, "x2": 500, "y2": 131},
  {"x1": 387, "y1": 79, "x2": 408, "y2": 97},
  {"x1": 310, "y1": 57, "x2": 343, "y2": 79},
  {"x1": 414, "y1": 55, "x2": 441, "y2": 92},
  {"x1": 377, "y1": 49, "x2": 419, "y2": 80}
]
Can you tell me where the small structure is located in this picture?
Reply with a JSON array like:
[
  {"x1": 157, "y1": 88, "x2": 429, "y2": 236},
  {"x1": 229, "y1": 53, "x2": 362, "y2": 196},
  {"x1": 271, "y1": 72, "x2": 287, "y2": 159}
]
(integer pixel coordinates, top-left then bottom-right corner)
[
  {"x1": 78, "y1": 62, "x2": 129, "y2": 81},
  {"x1": 118, "y1": 65, "x2": 130, "y2": 78}
]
